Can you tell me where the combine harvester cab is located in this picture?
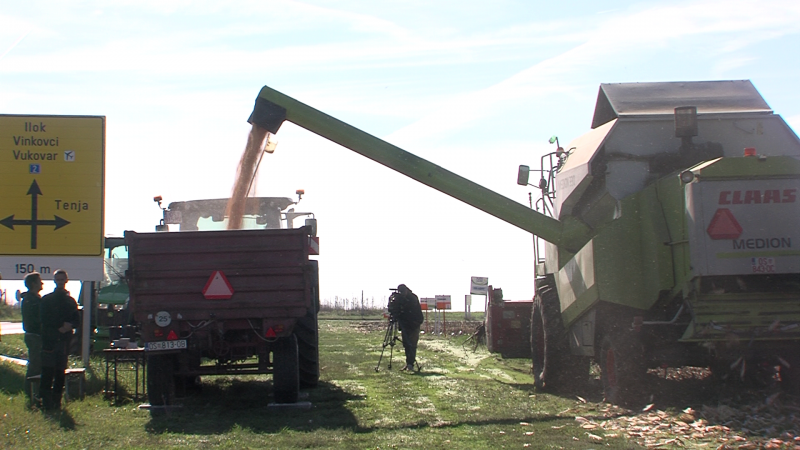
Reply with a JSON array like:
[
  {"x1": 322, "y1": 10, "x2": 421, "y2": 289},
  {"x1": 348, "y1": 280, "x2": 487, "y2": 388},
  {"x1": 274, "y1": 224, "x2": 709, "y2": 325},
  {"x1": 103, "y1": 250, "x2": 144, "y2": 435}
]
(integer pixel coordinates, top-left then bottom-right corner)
[
  {"x1": 127, "y1": 195, "x2": 320, "y2": 408},
  {"x1": 247, "y1": 80, "x2": 800, "y2": 404}
]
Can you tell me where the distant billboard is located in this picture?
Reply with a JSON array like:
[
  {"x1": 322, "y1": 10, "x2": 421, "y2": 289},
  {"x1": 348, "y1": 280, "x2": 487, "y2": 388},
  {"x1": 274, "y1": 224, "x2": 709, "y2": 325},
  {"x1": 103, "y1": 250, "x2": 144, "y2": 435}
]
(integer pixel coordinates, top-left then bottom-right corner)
[{"x1": 470, "y1": 276, "x2": 489, "y2": 295}]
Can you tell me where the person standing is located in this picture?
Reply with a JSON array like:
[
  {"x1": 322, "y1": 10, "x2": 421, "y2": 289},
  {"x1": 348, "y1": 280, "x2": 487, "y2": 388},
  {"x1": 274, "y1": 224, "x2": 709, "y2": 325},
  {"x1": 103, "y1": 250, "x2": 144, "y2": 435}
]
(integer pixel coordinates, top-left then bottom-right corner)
[
  {"x1": 388, "y1": 284, "x2": 424, "y2": 372},
  {"x1": 21, "y1": 272, "x2": 44, "y2": 407},
  {"x1": 39, "y1": 269, "x2": 79, "y2": 411}
]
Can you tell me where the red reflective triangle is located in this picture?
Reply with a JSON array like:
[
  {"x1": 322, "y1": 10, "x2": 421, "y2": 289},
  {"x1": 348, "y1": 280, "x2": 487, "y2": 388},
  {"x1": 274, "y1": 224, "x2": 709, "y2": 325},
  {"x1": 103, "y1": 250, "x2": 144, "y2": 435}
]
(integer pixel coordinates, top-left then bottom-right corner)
[
  {"x1": 167, "y1": 330, "x2": 179, "y2": 340},
  {"x1": 707, "y1": 208, "x2": 743, "y2": 240},
  {"x1": 202, "y1": 271, "x2": 234, "y2": 299},
  {"x1": 265, "y1": 327, "x2": 277, "y2": 338},
  {"x1": 308, "y1": 236, "x2": 320, "y2": 255}
]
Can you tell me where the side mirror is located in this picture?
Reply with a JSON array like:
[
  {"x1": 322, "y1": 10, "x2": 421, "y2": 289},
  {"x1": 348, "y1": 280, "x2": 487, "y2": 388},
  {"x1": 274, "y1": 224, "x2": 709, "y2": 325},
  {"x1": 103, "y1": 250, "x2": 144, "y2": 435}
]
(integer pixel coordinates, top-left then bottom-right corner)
[{"x1": 517, "y1": 165, "x2": 530, "y2": 186}]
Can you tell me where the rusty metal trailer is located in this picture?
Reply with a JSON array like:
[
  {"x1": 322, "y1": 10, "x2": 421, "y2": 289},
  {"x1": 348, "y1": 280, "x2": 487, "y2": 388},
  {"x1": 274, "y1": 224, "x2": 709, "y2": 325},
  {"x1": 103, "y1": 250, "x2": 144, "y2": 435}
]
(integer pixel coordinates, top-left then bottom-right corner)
[{"x1": 126, "y1": 226, "x2": 320, "y2": 406}]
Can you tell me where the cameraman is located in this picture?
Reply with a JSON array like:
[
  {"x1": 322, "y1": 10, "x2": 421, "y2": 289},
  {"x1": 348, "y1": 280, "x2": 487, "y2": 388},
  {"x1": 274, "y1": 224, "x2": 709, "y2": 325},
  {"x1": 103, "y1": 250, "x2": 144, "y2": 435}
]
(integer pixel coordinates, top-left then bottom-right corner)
[{"x1": 388, "y1": 284, "x2": 424, "y2": 371}]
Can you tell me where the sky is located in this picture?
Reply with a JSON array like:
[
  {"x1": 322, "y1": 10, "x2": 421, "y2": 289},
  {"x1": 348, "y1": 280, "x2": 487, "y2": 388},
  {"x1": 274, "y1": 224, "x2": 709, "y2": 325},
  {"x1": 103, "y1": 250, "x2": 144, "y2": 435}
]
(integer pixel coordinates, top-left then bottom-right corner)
[{"x1": 1, "y1": 0, "x2": 799, "y2": 310}]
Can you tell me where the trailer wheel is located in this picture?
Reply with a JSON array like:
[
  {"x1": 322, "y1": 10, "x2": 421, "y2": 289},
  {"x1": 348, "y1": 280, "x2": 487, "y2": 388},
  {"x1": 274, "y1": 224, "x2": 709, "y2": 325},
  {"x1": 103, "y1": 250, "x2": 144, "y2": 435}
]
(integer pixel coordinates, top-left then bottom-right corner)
[
  {"x1": 295, "y1": 309, "x2": 320, "y2": 388},
  {"x1": 600, "y1": 333, "x2": 646, "y2": 405},
  {"x1": 273, "y1": 334, "x2": 299, "y2": 403},
  {"x1": 147, "y1": 354, "x2": 176, "y2": 409},
  {"x1": 530, "y1": 280, "x2": 588, "y2": 392}
]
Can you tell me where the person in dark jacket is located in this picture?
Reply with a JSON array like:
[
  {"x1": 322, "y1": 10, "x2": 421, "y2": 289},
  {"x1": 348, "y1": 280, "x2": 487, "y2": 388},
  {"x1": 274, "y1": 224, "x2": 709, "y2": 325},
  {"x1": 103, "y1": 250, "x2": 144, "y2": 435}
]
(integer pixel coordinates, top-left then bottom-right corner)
[
  {"x1": 388, "y1": 284, "x2": 424, "y2": 371},
  {"x1": 39, "y1": 269, "x2": 79, "y2": 411},
  {"x1": 21, "y1": 272, "x2": 44, "y2": 407}
]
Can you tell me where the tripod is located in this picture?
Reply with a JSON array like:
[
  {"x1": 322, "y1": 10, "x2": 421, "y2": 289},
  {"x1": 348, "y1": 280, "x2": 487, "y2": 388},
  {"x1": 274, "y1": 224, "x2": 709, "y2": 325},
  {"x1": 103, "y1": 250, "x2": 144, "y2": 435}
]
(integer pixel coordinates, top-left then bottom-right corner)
[
  {"x1": 375, "y1": 318, "x2": 421, "y2": 372},
  {"x1": 375, "y1": 318, "x2": 402, "y2": 372}
]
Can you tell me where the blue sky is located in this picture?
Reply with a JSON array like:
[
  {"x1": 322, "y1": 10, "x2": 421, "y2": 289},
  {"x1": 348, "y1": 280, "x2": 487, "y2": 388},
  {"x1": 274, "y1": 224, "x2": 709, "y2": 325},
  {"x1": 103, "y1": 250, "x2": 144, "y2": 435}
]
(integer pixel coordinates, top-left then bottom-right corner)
[{"x1": 2, "y1": 0, "x2": 799, "y2": 308}]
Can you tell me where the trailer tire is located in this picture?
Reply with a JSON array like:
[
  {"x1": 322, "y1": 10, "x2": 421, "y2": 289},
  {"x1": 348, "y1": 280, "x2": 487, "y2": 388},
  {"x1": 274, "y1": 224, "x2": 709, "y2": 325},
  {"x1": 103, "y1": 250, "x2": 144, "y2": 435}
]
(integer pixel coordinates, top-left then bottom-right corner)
[
  {"x1": 147, "y1": 354, "x2": 176, "y2": 409},
  {"x1": 530, "y1": 280, "x2": 588, "y2": 392},
  {"x1": 295, "y1": 309, "x2": 320, "y2": 388},
  {"x1": 600, "y1": 333, "x2": 646, "y2": 405},
  {"x1": 273, "y1": 335, "x2": 300, "y2": 403}
]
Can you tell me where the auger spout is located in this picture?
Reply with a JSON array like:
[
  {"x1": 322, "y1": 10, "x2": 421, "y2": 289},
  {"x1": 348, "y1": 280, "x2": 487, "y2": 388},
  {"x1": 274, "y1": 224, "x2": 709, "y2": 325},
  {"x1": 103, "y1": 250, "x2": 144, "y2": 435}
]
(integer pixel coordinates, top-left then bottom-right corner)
[{"x1": 248, "y1": 85, "x2": 592, "y2": 252}]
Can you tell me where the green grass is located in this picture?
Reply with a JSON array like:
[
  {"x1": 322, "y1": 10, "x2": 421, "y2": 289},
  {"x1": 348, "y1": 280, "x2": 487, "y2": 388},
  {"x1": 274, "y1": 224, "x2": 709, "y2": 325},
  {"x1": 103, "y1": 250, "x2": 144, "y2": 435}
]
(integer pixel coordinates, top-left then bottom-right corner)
[
  {"x1": 0, "y1": 334, "x2": 26, "y2": 359},
  {"x1": 0, "y1": 319, "x2": 641, "y2": 449},
  {"x1": 0, "y1": 303, "x2": 22, "y2": 321}
]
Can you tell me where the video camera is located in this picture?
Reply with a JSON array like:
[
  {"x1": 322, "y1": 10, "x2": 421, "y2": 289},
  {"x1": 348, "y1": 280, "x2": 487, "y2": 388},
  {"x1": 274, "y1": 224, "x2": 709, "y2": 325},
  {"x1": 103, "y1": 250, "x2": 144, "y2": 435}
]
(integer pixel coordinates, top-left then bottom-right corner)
[{"x1": 387, "y1": 288, "x2": 402, "y2": 321}]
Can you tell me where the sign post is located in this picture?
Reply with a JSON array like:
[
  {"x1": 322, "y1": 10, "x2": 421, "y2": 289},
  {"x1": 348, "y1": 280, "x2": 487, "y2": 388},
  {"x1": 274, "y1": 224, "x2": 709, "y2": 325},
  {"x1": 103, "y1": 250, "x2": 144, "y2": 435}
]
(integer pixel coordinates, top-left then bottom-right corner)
[
  {"x1": 0, "y1": 115, "x2": 105, "y2": 367},
  {"x1": 435, "y1": 295, "x2": 451, "y2": 335},
  {"x1": 420, "y1": 297, "x2": 434, "y2": 333}
]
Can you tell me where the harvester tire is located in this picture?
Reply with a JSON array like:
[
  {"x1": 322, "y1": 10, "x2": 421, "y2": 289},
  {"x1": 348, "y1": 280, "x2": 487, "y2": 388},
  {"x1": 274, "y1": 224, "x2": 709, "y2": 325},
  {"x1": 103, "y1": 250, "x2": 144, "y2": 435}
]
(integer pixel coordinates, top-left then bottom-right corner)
[
  {"x1": 781, "y1": 355, "x2": 800, "y2": 395},
  {"x1": 147, "y1": 354, "x2": 176, "y2": 409},
  {"x1": 273, "y1": 334, "x2": 300, "y2": 403},
  {"x1": 600, "y1": 333, "x2": 646, "y2": 405},
  {"x1": 531, "y1": 281, "x2": 589, "y2": 392},
  {"x1": 295, "y1": 308, "x2": 320, "y2": 388}
]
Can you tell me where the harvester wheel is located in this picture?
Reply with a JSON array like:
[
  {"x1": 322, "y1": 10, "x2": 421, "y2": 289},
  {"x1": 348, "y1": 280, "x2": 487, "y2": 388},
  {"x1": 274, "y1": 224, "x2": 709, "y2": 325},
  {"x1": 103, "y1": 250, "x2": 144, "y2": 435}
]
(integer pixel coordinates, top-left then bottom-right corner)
[
  {"x1": 600, "y1": 333, "x2": 646, "y2": 405},
  {"x1": 273, "y1": 334, "x2": 300, "y2": 403},
  {"x1": 780, "y1": 354, "x2": 800, "y2": 395},
  {"x1": 530, "y1": 282, "x2": 589, "y2": 392},
  {"x1": 295, "y1": 308, "x2": 320, "y2": 388},
  {"x1": 147, "y1": 354, "x2": 176, "y2": 409}
]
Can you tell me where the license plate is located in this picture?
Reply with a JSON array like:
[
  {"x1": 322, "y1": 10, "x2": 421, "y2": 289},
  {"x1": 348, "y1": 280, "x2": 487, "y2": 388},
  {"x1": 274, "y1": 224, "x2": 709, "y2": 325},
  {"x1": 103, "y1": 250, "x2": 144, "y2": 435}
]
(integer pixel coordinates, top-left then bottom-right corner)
[
  {"x1": 751, "y1": 257, "x2": 776, "y2": 273},
  {"x1": 145, "y1": 339, "x2": 187, "y2": 351}
]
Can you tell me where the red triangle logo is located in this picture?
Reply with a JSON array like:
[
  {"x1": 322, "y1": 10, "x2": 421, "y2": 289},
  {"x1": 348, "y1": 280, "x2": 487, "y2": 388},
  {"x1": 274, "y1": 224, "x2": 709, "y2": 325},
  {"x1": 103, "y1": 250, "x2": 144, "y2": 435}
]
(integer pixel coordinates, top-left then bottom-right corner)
[
  {"x1": 707, "y1": 208, "x2": 743, "y2": 240},
  {"x1": 202, "y1": 271, "x2": 235, "y2": 299},
  {"x1": 167, "y1": 330, "x2": 179, "y2": 340},
  {"x1": 265, "y1": 328, "x2": 277, "y2": 338}
]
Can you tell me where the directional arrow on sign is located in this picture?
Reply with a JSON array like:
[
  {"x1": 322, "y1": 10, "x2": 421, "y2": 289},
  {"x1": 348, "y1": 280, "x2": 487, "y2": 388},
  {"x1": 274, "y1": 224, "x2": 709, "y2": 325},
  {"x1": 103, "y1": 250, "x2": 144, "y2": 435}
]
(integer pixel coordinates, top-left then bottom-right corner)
[{"x1": 0, "y1": 180, "x2": 71, "y2": 249}]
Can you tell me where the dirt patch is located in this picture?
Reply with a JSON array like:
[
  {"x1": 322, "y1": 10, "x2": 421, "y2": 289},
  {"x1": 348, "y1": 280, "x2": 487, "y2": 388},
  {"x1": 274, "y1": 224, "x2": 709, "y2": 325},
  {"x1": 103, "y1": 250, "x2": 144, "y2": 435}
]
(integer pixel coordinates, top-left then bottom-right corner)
[
  {"x1": 421, "y1": 338, "x2": 490, "y2": 368},
  {"x1": 354, "y1": 320, "x2": 483, "y2": 335},
  {"x1": 569, "y1": 391, "x2": 799, "y2": 448},
  {"x1": 569, "y1": 368, "x2": 800, "y2": 448}
]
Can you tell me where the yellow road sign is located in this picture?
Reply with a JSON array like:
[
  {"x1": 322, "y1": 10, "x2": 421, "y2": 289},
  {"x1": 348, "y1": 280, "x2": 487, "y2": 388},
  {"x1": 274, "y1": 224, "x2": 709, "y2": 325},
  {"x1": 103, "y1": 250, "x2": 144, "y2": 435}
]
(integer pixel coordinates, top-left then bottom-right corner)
[{"x1": 0, "y1": 115, "x2": 104, "y2": 256}]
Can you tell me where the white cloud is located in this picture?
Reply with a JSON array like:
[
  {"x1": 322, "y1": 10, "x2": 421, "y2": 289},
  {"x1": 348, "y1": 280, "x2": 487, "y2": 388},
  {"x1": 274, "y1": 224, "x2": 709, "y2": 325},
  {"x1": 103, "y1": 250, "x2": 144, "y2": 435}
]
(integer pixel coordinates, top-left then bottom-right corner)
[{"x1": 384, "y1": 0, "x2": 800, "y2": 145}]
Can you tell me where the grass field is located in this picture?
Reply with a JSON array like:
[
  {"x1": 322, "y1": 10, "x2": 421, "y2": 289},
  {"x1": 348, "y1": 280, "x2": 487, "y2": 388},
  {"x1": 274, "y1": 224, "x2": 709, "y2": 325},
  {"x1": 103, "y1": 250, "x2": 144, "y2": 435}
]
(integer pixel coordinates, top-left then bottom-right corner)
[
  {"x1": 2, "y1": 319, "x2": 798, "y2": 449},
  {"x1": 1, "y1": 318, "x2": 641, "y2": 449}
]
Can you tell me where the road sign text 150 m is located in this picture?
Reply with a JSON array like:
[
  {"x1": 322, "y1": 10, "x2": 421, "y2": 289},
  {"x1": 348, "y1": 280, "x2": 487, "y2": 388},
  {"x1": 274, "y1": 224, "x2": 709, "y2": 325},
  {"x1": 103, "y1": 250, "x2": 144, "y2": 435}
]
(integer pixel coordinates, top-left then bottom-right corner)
[{"x1": 15, "y1": 263, "x2": 51, "y2": 274}]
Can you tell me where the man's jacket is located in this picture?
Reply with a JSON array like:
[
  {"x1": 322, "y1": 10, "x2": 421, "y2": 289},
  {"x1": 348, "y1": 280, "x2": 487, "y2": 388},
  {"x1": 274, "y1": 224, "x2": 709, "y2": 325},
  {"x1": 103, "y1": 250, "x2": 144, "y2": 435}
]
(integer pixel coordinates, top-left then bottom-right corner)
[
  {"x1": 390, "y1": 292, "x2": 424, "y2": 328},
  {"x1": 21, "y1": 291, "x2": 42, "y2": 335},
  {"x1": 40, "y1": 289, "x2": 79, "y2": 349}
]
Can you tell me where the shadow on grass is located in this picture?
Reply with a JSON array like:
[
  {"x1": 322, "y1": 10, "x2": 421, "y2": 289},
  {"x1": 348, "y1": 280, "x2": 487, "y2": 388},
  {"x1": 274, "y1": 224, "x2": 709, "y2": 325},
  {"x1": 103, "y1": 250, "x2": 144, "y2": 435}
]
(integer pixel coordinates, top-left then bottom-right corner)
[
  {"x1": 43, "y1": 409, "x2": 77, "y2": 430},
  {"x1": 354, "y1": 414, "x2": 569, "y2": 434},
  {"x1": 0, "y1": 358, "x2": 140, "y2": 406},
  {"x1": 143, "y1": 376, "x2": 574, "y2": 437},
  {"x1": 526, "y1": 372, "x2": 722, "y2": 408},
  {"x1": 0, "y1": 363, "x2": 25, "y2": 394},
  {"x1": 146, "y1": 379, "x2": 364, "y2": 435}
]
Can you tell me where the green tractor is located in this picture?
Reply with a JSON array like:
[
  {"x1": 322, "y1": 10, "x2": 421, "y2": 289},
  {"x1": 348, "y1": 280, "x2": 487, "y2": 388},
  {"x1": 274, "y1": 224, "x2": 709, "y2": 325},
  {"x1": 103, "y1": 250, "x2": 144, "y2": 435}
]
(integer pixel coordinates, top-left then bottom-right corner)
[{"x1": 89, "y1": 237, "x2": 133, "y2": 351}]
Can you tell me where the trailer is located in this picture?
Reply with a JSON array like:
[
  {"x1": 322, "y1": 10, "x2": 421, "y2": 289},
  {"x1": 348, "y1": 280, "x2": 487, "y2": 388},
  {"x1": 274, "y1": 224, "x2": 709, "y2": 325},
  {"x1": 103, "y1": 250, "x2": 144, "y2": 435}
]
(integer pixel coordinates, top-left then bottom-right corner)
[{"x1": 127, "y1": 197, "x2": 320, "y2": 406}]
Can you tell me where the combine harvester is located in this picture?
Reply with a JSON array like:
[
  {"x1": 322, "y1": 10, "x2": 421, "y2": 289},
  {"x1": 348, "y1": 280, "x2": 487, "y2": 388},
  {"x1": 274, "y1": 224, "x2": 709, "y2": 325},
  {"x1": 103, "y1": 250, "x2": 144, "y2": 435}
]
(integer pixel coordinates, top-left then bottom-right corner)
[{"x1": 218, "y1": 80, "x2": 797, "y2": 404}]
